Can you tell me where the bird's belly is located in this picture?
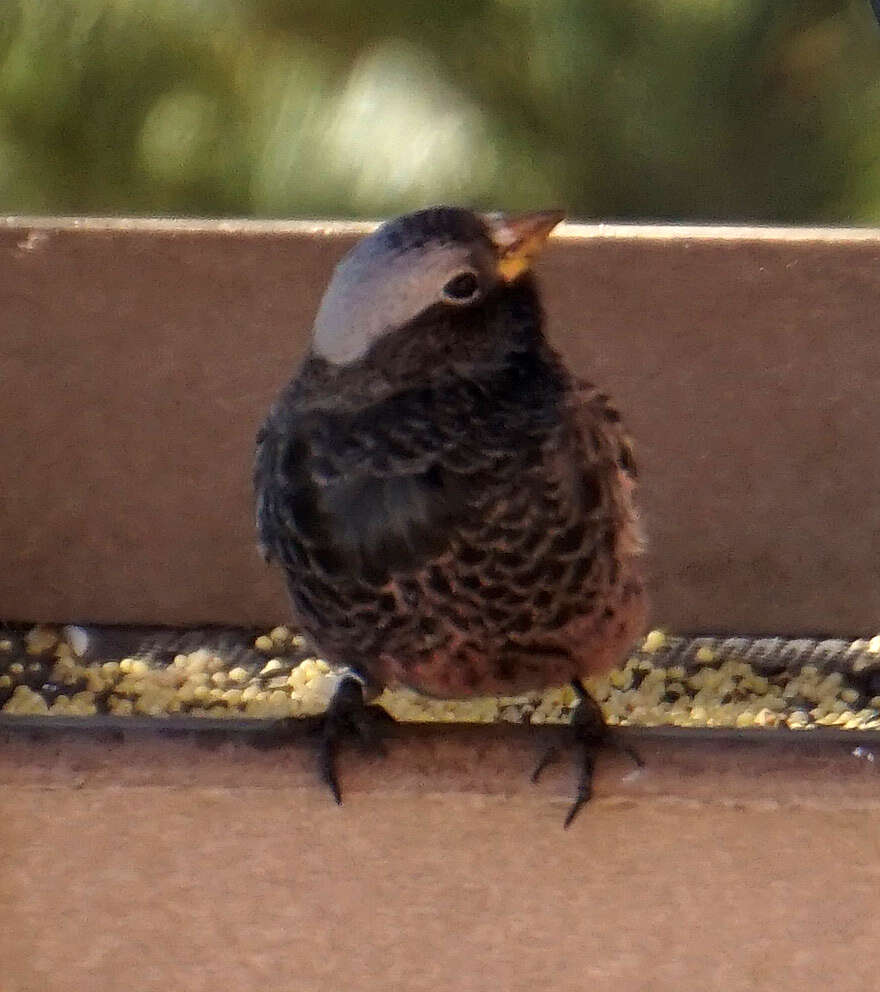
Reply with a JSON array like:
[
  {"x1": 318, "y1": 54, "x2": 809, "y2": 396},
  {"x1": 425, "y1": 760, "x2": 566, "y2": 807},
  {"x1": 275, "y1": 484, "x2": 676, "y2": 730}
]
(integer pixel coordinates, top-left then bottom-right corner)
[
  {"x1": 305, "y1": 568, "x2": 648, "y2": 699},
  {"x1": 373, "y1": 584, "x2": 647, "y2": 699}
]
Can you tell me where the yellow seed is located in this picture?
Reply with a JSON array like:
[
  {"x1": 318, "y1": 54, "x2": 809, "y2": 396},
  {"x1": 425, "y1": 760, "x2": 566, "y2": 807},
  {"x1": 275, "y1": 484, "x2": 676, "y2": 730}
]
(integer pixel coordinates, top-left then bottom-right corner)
[
  {"x1": 643, "y1": 630, "x2": 666, "y2": 653},
  {"x1": 478, "y1": 699, "x2": 499, "y2": 721},
  {"x1": 817, "y1": 672, "x2": 843, "y2": 693},
  {"x1": 0, "y1": 674, "x2": 10, "y2": 688},
  {"x1": 53, "y1": 657, "x2": 78, "y2": 679},
  {"x1": 868, "y1": 635, "x2": 880, "y2": 654},
  {"x1": 241, "y1": 684, "x2": 262, "y2": 702},
  {"x1": 9, "y1": 662, "x2": 24, "y2": 675},
  {"x1": 160, "y1": 666, "x2": 185, "y2": 688},
  {"x1": 254, "y1": 635, "x2": 273, "y2": 652},
  {"x1": 268, "y1": 690, "x2": 292, "y2": 714},
  {"x1": 695, "y1": 646, "x2": 715, "y2": 663},
  {"x1": 222, "y1": 688, "x2": 243, "y2": 706},
  {"x1": 101, "y1": 661, "x2": 120, "y2": 677},
  {"x1": 130, "y1": 659, "x2": 149, "y2": 677},
  {"x1": 70, "y1": 691, "x2": 97, "y2": 715},
  {"x1": 754, "y1": 708, "x2": 778, "y2": 728},
  {"x1": 211, "y1": 671, "x2": 227, "y2": 686},
  {"x1": 269, "y1": 625, "x2": 291, "y2": 643},
  {"x1": 761, "y1": 695, "x2": 786, "y2": 711},
  {"x1": 176, "y1": 684, "x2": 196, "y2": 703},
  {"x1": 54, "y1": 641, "x2": 76, "y2": 662},
  {"x1": 135, "y1": 695, "x2": 163, "y2": 716},
  {"x1": 260, "y1": 658, "x2": 283, "y2": 675},
  {"x1": 0, "y1": 639, "x2": 12, "y2": 652},
  {"x1": 228, "y1": 667, "x2": 249, "y2": 683},
  {"x1": 7, "y1": 685, "x2": 48, "y2": 714},
  {"x1": 560, "y1": 685, "x2": 577, "y2": 706},
  {"x1": 25, "y1": 626, "x2": 57, "y2": 654},
  {"x1": 840, "y1": 688, "x2": 860, "y2": 704},
  {"x1": 193, "y1": 685, "x2": 211, "y2": 700},
  {"x1": 205, "y1": 654, "x2": 225, "y2": 673},
  {"x1": 119, "y1": 658, "x2": 133, "y2": 674},
  {"x1": 185, "y1": 650, "x2": 209, "y2": 673}
]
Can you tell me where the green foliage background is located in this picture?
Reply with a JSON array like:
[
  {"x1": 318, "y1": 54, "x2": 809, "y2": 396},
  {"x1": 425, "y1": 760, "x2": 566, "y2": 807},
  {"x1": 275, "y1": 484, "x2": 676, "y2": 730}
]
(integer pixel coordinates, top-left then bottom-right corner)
[{"x1": 1, "y1": 0, "x2": 878, "y2": 222}]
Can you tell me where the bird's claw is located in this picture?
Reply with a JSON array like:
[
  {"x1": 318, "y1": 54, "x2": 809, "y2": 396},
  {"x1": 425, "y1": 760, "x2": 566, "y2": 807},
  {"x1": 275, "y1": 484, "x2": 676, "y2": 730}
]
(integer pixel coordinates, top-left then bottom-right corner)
[
  {"x1": 319, "y1": 675, "x2": 388, "y2": 805},
  {"x1": 533, "y1": 679, "x2": 643, "y2": 828}
]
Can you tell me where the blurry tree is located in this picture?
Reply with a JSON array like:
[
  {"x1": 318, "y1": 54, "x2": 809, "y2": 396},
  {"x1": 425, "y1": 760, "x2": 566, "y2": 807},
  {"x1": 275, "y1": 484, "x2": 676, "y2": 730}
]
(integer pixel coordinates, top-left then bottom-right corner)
[{"x1": 0, "y1": 0, "x2": 877, "y2": 221}]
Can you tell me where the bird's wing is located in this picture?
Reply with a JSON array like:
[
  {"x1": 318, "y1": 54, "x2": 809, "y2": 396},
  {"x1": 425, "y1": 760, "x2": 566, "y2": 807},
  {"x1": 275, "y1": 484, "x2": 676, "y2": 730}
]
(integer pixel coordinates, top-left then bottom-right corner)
[
  {"x1": 255, "y1": 379, "x2": 503, "y2": 587},
  {"x1": 567, "y1": 378, "x2": 643, "y2": 559}
]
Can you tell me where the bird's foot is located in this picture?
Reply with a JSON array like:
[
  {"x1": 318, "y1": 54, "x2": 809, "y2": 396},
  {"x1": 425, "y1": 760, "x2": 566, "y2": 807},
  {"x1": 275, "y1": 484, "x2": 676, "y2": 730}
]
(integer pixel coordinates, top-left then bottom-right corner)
[
  {"x1": 532, "y1": 680, "x2": 643, "y2": 828},
  {"x1": 254, "y1": 674, "x2": 389, "y2": 805},
  {"x1": 318, "y1": 675, "x2": 390, "y2": 805}
]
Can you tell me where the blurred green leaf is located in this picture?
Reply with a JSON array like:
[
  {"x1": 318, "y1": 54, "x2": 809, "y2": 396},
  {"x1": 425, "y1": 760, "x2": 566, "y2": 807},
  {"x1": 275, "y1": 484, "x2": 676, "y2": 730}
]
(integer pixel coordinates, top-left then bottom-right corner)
[{"x1": 0, "y1": 0, "x2": 877, "y2": 221}]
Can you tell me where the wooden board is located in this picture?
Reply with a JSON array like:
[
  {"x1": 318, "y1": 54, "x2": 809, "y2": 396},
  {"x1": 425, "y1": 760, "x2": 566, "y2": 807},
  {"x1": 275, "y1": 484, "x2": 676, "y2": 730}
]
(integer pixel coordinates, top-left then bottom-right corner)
[{"x1": 2, "y1": 218, "x2": 879, "y2": 633}]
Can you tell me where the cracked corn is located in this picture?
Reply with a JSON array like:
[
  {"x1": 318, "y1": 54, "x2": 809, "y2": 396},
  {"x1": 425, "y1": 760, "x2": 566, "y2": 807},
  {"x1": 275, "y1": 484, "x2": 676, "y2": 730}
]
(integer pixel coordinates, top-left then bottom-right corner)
[{"x1": 2, "y1": 624, "x2": 880, "y2": 730}]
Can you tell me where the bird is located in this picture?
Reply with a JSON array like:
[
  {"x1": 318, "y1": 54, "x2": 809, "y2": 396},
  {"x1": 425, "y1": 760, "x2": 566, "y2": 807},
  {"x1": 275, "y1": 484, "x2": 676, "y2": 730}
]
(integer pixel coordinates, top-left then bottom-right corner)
[{"x1": 254, "y1": 206, "x2": 647, "y2": 825}]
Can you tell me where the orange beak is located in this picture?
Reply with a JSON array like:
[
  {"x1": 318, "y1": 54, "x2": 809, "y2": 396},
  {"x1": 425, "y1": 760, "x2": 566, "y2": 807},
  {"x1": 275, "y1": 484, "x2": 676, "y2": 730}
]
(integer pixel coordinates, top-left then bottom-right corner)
[{"x1": 482, "y1": 209, "x2": 566, "y2": 282}]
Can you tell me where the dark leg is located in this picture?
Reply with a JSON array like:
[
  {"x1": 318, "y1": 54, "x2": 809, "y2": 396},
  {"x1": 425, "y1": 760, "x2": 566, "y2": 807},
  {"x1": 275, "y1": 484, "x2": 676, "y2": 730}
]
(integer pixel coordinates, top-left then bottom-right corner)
[
  {"x1": 532, "y1": 680, "x2": 643, "y2": 828},
  {"x1": 319, "y1": 675, "x2": 389, "y2": 805},
  {"x1": 254, "y1": 673, "x2": 389, "y2": 805}
]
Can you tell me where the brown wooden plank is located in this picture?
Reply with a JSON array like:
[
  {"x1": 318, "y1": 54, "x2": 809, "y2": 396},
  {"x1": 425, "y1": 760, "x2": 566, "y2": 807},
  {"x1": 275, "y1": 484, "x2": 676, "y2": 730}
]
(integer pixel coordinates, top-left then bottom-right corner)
[
  {"x1": 2, "y1": 219, "x2": 879, "y2": 632},
  {"x1": 2, "y1": 725, "x2": 880, "y2": 992}
]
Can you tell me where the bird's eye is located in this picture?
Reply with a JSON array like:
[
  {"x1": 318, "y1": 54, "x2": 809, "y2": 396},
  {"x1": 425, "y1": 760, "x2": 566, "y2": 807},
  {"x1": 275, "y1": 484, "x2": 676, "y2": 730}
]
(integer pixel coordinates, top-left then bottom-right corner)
[{"x1": 442, "y1": 271, "x2": 480, "y2": 303}]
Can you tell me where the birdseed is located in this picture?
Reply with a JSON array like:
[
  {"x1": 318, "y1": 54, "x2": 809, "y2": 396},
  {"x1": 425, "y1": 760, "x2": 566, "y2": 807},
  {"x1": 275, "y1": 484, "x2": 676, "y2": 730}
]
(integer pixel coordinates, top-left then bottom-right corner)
[{"x1": 2, "y1": 623, "x2": 880, "y2": 731}]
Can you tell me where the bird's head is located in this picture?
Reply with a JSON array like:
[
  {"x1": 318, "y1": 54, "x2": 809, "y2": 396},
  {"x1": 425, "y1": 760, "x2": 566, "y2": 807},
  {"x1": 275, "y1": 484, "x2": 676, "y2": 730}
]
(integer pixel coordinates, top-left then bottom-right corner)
[{"x1": 311, "y1": 206, "x2": 565, "y2": 366}]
